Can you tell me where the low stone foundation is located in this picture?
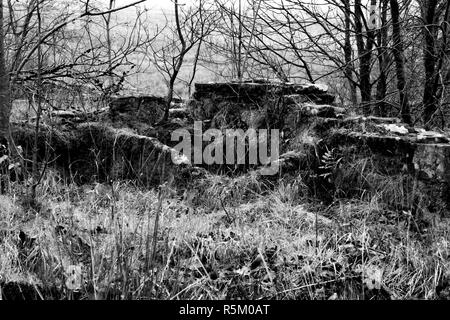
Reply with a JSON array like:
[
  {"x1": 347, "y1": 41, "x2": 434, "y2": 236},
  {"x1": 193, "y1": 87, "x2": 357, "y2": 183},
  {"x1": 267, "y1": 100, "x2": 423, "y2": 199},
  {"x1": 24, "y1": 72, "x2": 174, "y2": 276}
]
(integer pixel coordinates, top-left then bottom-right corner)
[
  {"x1": 11, "y1": 122, "x2": 202, "y2": 188},
  {"x1": 188, "y1": 81, "x2": 450, "y2": 211},
  {"x1": 189, "y1": 81, "x2": 336, "y2": 126},
  {"x1": 9, "y1": 80, "x2": 450, "y2": 212},
  {"x1": 109, "y1": 95, "x2": 166, "y2": 124}
]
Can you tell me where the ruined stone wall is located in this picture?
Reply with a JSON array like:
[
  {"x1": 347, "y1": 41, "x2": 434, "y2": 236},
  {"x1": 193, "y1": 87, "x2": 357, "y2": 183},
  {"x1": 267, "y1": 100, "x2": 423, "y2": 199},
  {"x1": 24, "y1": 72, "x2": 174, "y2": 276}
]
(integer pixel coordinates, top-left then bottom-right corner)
[
  {"x1": 11, "y1": 121, "x2": 199, "y2": 188},
  {"x1": 109, "y1": 96, "x2": 166, "y2": 125},
  {"x1": 188, "y1": 81, "x2": 450, "y2": 211},
  {"x1": 10, "y1": 80, "x2": 450, "y2": 212},
  {"x1": 189, "y1": 81, "x2": 337, "y2": 129}
]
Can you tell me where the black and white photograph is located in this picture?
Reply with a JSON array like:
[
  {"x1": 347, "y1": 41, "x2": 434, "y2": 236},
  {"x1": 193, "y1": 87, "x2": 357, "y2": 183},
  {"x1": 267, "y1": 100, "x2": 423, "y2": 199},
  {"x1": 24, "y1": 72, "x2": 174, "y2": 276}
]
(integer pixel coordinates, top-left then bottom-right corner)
[{"x1": 0, "y1": 0, "x2": 449, "y2": 307}]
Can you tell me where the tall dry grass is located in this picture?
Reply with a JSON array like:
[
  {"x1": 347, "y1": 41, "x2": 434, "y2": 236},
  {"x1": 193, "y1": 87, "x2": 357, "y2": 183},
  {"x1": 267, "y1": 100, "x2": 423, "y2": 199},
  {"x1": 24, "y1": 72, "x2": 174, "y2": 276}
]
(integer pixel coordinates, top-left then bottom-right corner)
[{"x1": 0, "y1": 165, "x2": 449, "y2": 300}]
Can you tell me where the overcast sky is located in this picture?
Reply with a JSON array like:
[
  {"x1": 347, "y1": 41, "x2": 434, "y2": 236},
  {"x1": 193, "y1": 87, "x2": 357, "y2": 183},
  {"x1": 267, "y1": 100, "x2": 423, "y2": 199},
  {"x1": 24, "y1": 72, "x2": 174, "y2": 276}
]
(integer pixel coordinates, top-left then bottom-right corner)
[{"x1": 96, "y1": 0, "x2": 180, "y2": 12}]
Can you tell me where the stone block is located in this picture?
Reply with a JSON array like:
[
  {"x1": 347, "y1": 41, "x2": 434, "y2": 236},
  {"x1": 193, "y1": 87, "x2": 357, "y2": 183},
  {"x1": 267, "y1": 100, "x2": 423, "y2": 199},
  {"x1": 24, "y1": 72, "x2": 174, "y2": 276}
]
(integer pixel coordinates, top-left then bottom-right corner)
[
  {"x1": 109, "y1": 96, "x2": 166, "y2": 124},
  {"x1": 413, "y1": 143, "x2": 450, "y2": 183}
]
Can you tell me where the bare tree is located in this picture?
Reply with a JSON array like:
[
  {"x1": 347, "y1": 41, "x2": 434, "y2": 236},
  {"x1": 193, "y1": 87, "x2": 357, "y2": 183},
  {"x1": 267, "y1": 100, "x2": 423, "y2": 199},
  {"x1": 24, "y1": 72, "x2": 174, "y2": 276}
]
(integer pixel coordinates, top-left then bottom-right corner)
[
  {"x1": 390, "y1": 0, "x2": 412, "y2": 124},
  {"x1": 343, "y1": 0, "x2": 358, "y2": 106},
  {"x1": 201, "y1": 0, "x2": 257, "y2": 80},
  {"x1": 375, "y1": 0, "x2": 390, "y2": 116},
  {"x1": 353, "y1": 0, "x2": 376, "y2": 114},
  {"x1": 233, "y1": 0, "x2": 381, "y2": 111},
  {"x1": 421, "y1": 0, "x2": 450, "y2": 126},
  {"x1": 30, "y1": 0, "x2": 42, "y2": 202},
  {"x1": 151, "y1": 0, "x2": 215, "y2": 124},
  {"x1": 0, "y1": 0, "x2": 152, "y2": 196},
  {"x1": 0, "y1": 0, "x2": 11, "y2": 146},
  {"x1": 5, "y1": 0, "x2": 148, "y2": 97},
  {"x1": 188, "y1": 0, "x2": 206, "y2": 97}
]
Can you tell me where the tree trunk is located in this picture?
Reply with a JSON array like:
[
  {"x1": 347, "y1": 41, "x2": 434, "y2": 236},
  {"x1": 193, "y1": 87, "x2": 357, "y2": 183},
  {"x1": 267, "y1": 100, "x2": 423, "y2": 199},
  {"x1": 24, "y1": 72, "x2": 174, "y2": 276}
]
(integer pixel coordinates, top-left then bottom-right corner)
[
  {"x1": 162, "y1": 80, "x2": 175, "y2": 124},
  {"x1": 159, "y1": 0, "x2": 186, "y2": 124},
  {"x1": 237, "y1": 0, "x2": 242, "y2": 80},
  {"x1": 432, "y1": 0, "x2": 450, "y2": 127},
  {"x1": 342, "y1": 0, "x2": 358, "y2": 106},
  {"x1": 390, "y1": 0, "x2": 412, "y2": 124},
  {"x1": 355, "y1": 0, "x2": 375, "y2": 115},
  {"x1": 422, "y1": 0, "x2": 438, "y2": 125},
  {"x1": 30, "y1": 0, "x2": 43, "y2": 202},
  {"x1": 188, "y1": 0, "x2": 204, "y2": 98},
  {"x1": 375, "y1": 0, "x2": 389, "y2": 116},
  {"x1": 0, "y1": 0, "x2": 11, "y2": 194},
  {"x1": 106, "y1": 0, "x2": 115, "y2": 88},
  {"x1": 188, "y1": 39, "x2": 202, "y2": 98},
  {"x1": 0, "y1": 0, "x2": 11, "y2": 145}
]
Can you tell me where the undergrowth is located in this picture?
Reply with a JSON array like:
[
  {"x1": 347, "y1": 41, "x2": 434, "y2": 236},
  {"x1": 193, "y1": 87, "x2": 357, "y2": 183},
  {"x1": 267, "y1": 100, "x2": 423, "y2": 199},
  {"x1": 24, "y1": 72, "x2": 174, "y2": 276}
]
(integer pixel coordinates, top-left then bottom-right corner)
[{"x1": 0, "y1": 167, "x2": 450, "y2": 300}]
